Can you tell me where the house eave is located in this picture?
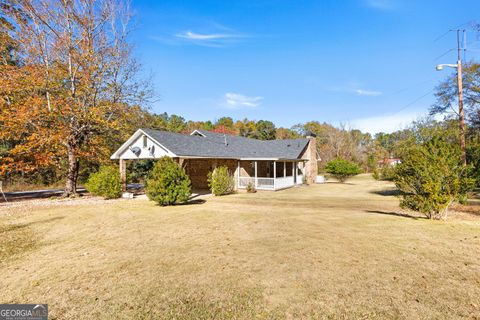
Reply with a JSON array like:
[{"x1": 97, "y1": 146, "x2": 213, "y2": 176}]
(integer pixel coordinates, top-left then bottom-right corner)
[
  {"x1": 110, "y1": 129, "x2": 177, "y2": 160},
  {"x1": 239, "y1": 157, "x2": 279, "y2": 161}
]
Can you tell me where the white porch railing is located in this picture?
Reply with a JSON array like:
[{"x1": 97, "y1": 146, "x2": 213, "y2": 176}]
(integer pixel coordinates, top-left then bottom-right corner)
[
  {"x1": 296, "y1": 174, "x2": 304, "y2": 185},
  {"x1": 238, "y1": 176, "x2": 297, "y2": 191},
  {"x1": 238, "y1": 177, "x2": 275, "y2": 190},
  {"x1": 238, "y1": 177, "x2": 255, "y2": 188},
  {"x1": 257, "y1": 178, "x2": 275, "y2": 190},
  {"x1": 274, "y1": 176, "x2": 295, "y2": 190}
]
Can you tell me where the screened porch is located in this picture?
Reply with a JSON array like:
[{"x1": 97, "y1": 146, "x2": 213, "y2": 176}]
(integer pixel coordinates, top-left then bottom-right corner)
[{"x1": 237, "y1": 160, "x2": 305, "y2": 191}]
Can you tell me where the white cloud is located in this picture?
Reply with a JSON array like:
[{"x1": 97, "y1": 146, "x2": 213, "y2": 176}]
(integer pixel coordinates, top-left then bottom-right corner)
[
  {"x1": 355, "y1": 89, "x2": 382, "y2": 96},
  {"x1": 175, "y1": 31, "x2": 232, "y2": 41},
  {"x1": 222, "y1": 93, "x2": 263, "y2": 109},
  {"x1": 174, "y1": 30, "x2": 245, "y2": 47},
  {"x1": 350, "y1": 112, "x2": 420, "y2": 134},
  {"x1": 321, "y1": 81, "x2": 382, "y2": 97},
  {"x1": 364, "y1": 0, "x2": 396, "y2": 10}
]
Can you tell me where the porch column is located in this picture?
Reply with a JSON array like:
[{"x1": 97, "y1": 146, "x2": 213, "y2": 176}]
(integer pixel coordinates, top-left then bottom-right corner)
[
  {"x1": 119, "y1": 159, "x2": 127, "y2": 192},
  {"x1": 292, "y1": 162, "x2": 298, "y2": 184},
  {"x1": 283, "y1": 162, "x2": 286, "y2": 177},
  {"x1": 178, "y1": 157, "x2": 185, "y2": 167},
  {"x1": 273, "y1": 161, "x2": 276, "y2": 190},
  {"x1": 254, "y1": 161, "x2": 258, "y2": 188},
  {"x1": 235, "y1": 160, "x2": 240, "y2": 190}
]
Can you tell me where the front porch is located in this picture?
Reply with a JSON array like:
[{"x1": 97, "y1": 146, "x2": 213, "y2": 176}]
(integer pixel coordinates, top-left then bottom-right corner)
[
  {"x1": 237, "y1": 160, "x2": 304, "y2": 191},
  {"x1": 118, "y1": 158, "x2": 306, "y2": 193}
]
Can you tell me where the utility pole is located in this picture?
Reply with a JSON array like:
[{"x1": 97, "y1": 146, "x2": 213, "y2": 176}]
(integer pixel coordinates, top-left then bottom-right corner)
[{"x1": 456, "y1": 29, "x2": 467, "y2": 166}]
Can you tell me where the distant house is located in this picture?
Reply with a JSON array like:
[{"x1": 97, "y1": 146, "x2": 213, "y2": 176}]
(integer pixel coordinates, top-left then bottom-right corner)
[
  {"x1": 111, "y1": 129, "x2": 319, "y2": 191},
  {"x1": 378, "y1": 157, "x2": 401, "y2": 167}
]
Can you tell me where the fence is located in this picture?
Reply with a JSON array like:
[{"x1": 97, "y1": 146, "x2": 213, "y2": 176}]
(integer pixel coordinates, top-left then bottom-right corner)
[{"x1": 238, "y1": 176, "x2": 296, "y2": 190}]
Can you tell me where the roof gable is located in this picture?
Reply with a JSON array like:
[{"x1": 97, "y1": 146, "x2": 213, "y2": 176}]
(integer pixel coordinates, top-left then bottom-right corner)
[{"x1": 112, "y1": 128, "x2": 310, "y2": 160}]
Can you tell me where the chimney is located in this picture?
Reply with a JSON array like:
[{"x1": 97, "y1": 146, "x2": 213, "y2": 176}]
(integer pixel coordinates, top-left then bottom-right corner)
[
  {"x1": 304, "y1": 131, "x2": 318, "y2": 184},
  {"x1": 305, "y1": 131, "x2": 316, "y2": 139}
]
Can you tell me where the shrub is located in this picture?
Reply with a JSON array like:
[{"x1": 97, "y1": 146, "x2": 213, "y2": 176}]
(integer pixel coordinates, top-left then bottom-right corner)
[
  {"x1": 85, "y1": 166, "x2": 122, "y2": 199},
  {"x1": 246, "y1": 182, "x2": 256, "y2": 193},
  {"x1": 467, "y1": 144, "x2": 480, "y2": 187},
  {"x1": 380, "y1": 165, "x2": 397, "y2": 181},
  {"x1": 394, "y1": 137, "x2": 475, "y2": 220},
  {"x1": 374, "y1": 165, "x2": 396, "y2": 181},
  {"x1": 145, "y1": 157, "x2": 191, "y2": 206},
  {"x1": 207, "y1": 166, "x2": 235, "y2": 196},
  {"x1": 128, "y1": 159, "x2": 154, "y2": 183},
  {"x1": 325, "y1": 158, "x2": 362, "y2": 183}
]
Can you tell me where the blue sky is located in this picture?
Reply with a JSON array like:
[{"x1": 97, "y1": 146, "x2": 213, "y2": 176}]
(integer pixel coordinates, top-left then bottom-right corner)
[{"x1": 131, "y1": 0, "x2": 480, "y2": 133}]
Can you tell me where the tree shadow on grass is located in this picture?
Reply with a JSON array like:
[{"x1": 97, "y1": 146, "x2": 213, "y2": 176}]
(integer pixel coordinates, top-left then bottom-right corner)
[
  {"x1": 0, "y1": 216, "x2": 64, "y2": 262},
  {"x1": 184, "y1": 199, "x2": 207, "y2": 205},
  {"x1": 0, "y1": 216, "x2": 65, "y2": 233},
  {"x1": 370, "y1": 189, "x2": 402, "y2": 196},
  {"x1": 365, "y1": 210, "x2": 424, "y2": 220},
  {"x1": 325, "y1": 181, "x2": 356, "y2": 186},
  {"x1": 151, "y1": 198, "x2": 206, "y2": 207}
]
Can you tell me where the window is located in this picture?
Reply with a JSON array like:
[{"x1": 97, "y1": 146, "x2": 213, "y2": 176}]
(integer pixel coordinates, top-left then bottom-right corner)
[{"x1": 143, "y1": 135, "x2": 147, "y2": 148}]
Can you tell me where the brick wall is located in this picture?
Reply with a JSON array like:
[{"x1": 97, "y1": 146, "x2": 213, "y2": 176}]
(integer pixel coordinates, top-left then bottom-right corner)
[
  {"x1": 183, "y1": 158, "x2": 237, "y2": 189},
  {"x1": 301, "y1": 138, "x2": 318, "y2": 184}
]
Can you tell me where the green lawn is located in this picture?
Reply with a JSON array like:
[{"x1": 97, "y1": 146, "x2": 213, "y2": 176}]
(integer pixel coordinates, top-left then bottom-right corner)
[{"x1": 1, "y1": 176, "x2": 479, "y2": 319}]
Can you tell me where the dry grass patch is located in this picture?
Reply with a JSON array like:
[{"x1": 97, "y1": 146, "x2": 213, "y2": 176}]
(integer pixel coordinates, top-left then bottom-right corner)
[
  {"x1": 0, "y1": 176, "x2": 479, "y2": 319},
  {"x1": 0, "y1": 221, "x2": 37, "y2": 262}
]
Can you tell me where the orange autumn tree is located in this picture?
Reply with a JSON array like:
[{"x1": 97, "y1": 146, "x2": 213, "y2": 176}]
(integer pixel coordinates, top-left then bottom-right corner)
[{"x1": 0, "y1": 0, "x2": 151, "y2": 196}]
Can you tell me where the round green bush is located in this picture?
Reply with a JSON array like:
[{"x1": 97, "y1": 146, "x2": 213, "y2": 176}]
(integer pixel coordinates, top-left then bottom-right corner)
[
  {"x1": 207, "y1": 166, "x2": 235, "y2": 196},
  {"x1": 394, "y1": 137, "x2": 474, "y2": 219},
  {"x1": 325, "y1": 158, "x2": 362, "y2": 183},
  {"x1": 85, "y1": 166, "x2": 122, "y2": 199},
  {"x1": 145, "y1": 157, "x2": 191, "y2": 206},
  {"x1": 373, "y1": 165, "x2": 396, "y2": 181}
]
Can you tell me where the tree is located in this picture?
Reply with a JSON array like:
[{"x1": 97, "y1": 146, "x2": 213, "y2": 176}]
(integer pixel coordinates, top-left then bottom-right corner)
[
  {"x1": 207, "y1": 166, "x2": 234, "y2": 196},
  {"x1": 235, "y1": 119, "x2": 256, "y2": 138},
  {"x1": 431, "y1": 63, "x2": 480, "y2": 126},
  {"x1": 0, "y1": 0, "x2": 151, "y2": 196},
  {"x1": 296, "y1": 121, "x2": 374, "y2": 170},
  {"x1": 253, "y1": 120, "x2": 276, "y2": 140},
  {"x1": 276, "y1": 127, "x2": 301, "y2": 139},
  {"x1": 215, "y1": 117, "x2": 234, "y2": 129},
  {"x1": 145, "y1": 157, "x2": 191, "y2": 206},
  {"x1": 431, "y1": 62, "x2": 480, "y2": 166},
  {"x1": 325, "y1": 158, "x2": 361, "y2": 183},
  {"x1": 201, "y1": 120, "x2": 214, "y2": 131},
  {"x1": 211, "y1": 125, "x2": 237, "y2": 135},
  {"x1": 0, "y1": 1, "x2": 22, "y2": 65},
  {"x1": 167, "y1": 114, "x2": 187, "y2": 133},
  {"x1": 394, "y1": 137, "x2": 474, "y2": 220}
]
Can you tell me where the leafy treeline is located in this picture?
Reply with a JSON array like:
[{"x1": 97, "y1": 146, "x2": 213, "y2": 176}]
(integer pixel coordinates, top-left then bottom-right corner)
[
  {"x1": 1, "y1": 1, "x2": 480, "y2": 198},
  {"x1": 0, "y1": 0, "x2": 151, "y2": 195}
]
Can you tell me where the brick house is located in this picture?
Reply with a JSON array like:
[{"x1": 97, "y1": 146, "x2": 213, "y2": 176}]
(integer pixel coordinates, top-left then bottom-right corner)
[
  {"x1": 111, "y1": 129, "x2": 318, "y2": 191},
  {"x1": 378, "y1": 157, "x2": 401, "y2": 167}
]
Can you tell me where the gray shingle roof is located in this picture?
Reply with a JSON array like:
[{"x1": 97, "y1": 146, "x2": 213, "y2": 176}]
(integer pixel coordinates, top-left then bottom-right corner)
[{"x1": 141, "y1": 128, "x2": 309, "y2": 160}]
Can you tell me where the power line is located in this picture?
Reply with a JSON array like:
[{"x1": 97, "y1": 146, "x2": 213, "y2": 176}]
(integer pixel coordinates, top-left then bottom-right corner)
[
  {"x1": 433, "y1": 21, "x2": 472, "y2": 42},
  {"x1": 389, "y1": 78, "x2": 437, "y2": 96},
  {"x1": 391, "y1": 89, "x2": 435, "y2": 116},
  {"x1": 434, "y1": 48, "x2": 455, "y2": 61},
  {"x1": 434, "y1": 29, "x2": 453, "y2": 43}
]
